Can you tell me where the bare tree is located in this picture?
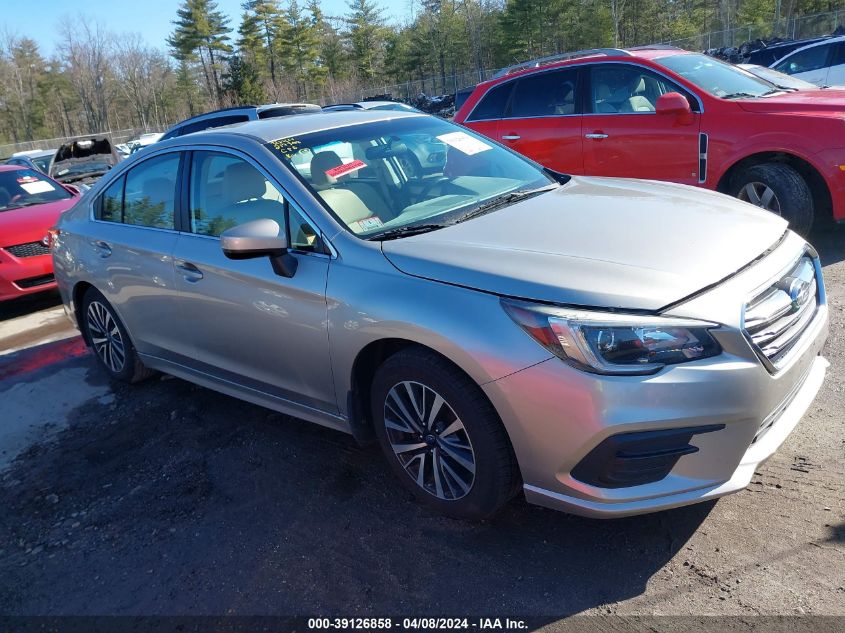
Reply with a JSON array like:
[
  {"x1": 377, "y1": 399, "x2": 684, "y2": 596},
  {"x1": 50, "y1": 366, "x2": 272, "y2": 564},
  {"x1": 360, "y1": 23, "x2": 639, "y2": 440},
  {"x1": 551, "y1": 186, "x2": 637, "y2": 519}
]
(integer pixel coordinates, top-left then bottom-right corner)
[
  {"x1": 113, "y1": 33, "x2": 172, "y2": 130},
  {"x1": 57, "y1": 18, "x2": 115, "y2": 133}
]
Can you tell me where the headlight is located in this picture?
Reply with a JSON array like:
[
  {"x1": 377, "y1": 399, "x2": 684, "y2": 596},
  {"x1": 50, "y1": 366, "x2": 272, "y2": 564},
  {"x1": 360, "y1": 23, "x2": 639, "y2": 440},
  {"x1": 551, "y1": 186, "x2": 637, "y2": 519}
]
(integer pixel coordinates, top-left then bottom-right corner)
[{"x1": 501, "y1": 298, "x2": 722, "y2": 375}]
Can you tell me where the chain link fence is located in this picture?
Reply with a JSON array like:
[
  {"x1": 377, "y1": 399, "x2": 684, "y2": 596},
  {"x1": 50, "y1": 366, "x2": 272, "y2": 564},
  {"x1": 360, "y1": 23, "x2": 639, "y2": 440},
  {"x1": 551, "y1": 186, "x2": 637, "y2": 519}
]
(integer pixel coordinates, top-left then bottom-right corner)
[{"x1": 664, "y1": 8, "x2": 845, "y2": 52}]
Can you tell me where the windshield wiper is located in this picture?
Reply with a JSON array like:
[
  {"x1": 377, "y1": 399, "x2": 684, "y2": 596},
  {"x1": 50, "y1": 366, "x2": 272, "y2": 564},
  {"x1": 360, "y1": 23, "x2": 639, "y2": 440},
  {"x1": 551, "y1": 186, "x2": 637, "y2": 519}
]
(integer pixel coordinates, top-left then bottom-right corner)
[
  {"x1": 3, "y1": 201, "x2": 41, "y2": 210},
  {"x1": 721, "y1": 91, "x2": 757, "y2": 99},
  {"x1": 370, "y1": 223, "x2": 448, "y2": 241},
  {"x1": 451, "y1": 184, "x2": 558, "y2": 225}
]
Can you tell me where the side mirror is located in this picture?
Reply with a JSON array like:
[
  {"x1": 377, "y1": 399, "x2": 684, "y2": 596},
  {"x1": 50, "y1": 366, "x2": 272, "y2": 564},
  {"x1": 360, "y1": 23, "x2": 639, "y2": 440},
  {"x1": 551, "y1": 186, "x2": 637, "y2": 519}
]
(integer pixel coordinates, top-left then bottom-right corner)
[
  {"x1": 655, "y1": 92, "x2": 693, "y2": 124},
  {"x1": 220, "y1": 218, "x2": 297, "y2": 278}
]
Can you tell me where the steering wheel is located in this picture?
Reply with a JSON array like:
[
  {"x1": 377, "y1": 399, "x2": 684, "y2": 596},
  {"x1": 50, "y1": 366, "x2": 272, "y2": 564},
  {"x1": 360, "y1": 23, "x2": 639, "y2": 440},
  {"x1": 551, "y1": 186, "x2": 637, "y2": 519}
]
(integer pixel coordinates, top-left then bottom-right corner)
[{"x1": 419, "y1": 176, "x2": 450, "y2": 198}]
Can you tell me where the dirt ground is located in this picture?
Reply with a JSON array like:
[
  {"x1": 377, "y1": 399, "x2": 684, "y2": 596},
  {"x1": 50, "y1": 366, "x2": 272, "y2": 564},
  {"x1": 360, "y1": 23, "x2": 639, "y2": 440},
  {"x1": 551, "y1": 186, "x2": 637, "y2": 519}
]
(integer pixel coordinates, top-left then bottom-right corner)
[{"x1": 0, "y1": 227, "x2": 843, "y2": 618}]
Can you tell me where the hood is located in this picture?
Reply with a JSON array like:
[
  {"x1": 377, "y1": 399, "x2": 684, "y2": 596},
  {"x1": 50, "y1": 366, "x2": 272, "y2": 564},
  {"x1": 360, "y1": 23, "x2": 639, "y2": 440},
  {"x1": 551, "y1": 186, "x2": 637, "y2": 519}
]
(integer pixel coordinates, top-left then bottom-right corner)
[
  {"x1": 737, "y1": 89, "x2": 845, "y2": 114},
  {"x1": 50, "y1": 137, "x2": 121, "y2": 184},
  {"x1": 381, "y1": 177, "x2": 786, "y2": 311},
  {"x1": 0, "y1": 197, "x2": 77, "y2": 248}
]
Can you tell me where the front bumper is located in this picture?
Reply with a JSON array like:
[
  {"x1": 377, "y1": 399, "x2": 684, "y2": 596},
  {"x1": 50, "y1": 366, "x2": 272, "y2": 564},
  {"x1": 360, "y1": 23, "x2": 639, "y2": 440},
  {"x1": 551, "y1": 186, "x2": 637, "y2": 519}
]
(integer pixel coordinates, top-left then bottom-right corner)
[
  {"x1": 0, "y1": 250, "x2": 56, "y2": 301},
  {"x1": 484, "y1": 232, "x2": 829, "y2": 518}
]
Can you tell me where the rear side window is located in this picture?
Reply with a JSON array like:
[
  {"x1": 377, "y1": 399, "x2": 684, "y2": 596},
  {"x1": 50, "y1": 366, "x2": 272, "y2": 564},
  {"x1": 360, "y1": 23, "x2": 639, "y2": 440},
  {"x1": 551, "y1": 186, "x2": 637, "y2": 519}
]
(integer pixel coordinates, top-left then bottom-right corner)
[
  {"x1": 775, "y1": 44, "x2": 831, "y2": 75},
  {"x1": 466, "y1": 82, "x2": 513, "y2": 121},
  {"x1": 97, "y1": 176, "x2": 124, "y2": 222},
  {"x1": 511, "y1": 69, "x2": 579, "y2": 117},
  {"x1": 834, "y1": 42, "x2": 845, "y2": 66},
  {"x1": 95, "y1": 153, "x2": 179, "y2": 228}
]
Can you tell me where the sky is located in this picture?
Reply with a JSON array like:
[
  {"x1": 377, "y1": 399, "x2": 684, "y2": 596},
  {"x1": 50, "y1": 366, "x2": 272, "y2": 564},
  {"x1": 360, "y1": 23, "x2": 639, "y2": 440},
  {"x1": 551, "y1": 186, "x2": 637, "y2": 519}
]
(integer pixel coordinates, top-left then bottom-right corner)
[{"x1": 1, "y1": 0, "x2": 409, "y2": 56}]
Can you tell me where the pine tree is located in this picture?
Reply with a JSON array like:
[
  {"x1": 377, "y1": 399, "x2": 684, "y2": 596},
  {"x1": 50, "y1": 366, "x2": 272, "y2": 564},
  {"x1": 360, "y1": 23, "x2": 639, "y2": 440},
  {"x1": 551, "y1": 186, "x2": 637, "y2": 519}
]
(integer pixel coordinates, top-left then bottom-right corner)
[
  {"x1": 345, "y1": 0, "x2": 388, "y2": 81},
  {"x1": 168, "y1": 0, "x2": 232, "y2": 107}
]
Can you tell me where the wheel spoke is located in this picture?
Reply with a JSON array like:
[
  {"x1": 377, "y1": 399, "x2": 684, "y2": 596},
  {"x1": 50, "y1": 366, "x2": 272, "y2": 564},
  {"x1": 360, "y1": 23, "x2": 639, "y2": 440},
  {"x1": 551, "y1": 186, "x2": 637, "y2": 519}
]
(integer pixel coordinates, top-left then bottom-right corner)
[
  {"x1": 403, "y1": 381, "x2": 425, "y2": 422},
  {"x1": 744, "y1": 183, "x2": 761, "y2": 205},
  {"x1": 440, "y1": 457, "x2": 471, "y2": 497},
  {"x1": 387, "y1": 389, "x2": 423, "y2": 434},
  {"x1": 439, "y1": 419, "x2": 464, "y2": 438},
  {"x1": 438, "y1": 440, "x2": 476, "y2": 474},
  {"x1": 392, "y1": 442, "x2": 427, "y2": 455},
  {"x1": 760, "y1": 187, "x2": 776, "y2": 210},
  {"x1": 432, "y1": 449, "x2": 445, "y2": 498},
  {"x1": 426, "y1": 394, "x2": 445, "y2": 430}
]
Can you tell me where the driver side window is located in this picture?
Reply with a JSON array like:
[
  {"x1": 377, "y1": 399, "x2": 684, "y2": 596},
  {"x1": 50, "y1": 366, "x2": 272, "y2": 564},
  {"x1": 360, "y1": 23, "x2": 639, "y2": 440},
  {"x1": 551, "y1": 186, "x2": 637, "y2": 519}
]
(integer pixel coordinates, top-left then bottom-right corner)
[{"x1": 189, "y1": 151, "x2": 320, "y2": 252}]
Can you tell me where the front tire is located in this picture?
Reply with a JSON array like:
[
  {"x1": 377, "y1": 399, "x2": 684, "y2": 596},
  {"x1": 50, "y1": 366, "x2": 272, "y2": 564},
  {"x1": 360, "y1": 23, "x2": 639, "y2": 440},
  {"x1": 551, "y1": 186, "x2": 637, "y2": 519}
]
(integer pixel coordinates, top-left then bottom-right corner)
[
  {"x1": 81, "y1": 287, "x2": 154, "y2": 383},
  {"x1": 370, "y1": 347, "x2": 520, "y2": 520},
  {"x1": 730, "y1": 162, "x2": 814, "y2": 236}
]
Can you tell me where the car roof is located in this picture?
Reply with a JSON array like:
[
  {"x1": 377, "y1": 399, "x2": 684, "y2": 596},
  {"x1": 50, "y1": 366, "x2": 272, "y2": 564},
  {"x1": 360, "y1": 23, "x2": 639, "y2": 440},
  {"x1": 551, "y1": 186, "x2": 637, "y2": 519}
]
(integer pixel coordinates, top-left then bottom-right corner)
[
  {"x1": 11, "y1": 149, "x2": 55, "y2": 158},
  {"x1": 779, "y1": 35, "x2": 845, "y2": 59},
  {"x1": 475, "y1": 46, "x2": 691, "y2": 90},
  {"x1": 182, "y1": 109, "x2": 425, "y2": 143},
  {"x1": 0, "y1": 164, "x2": 28, "y2": 172}
]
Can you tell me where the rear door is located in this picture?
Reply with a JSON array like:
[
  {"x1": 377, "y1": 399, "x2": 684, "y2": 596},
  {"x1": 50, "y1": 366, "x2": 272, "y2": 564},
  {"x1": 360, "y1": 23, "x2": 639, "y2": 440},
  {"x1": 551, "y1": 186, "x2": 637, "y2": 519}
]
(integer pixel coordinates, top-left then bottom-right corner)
[
  {"x1": 496, "y1": 67, "x2": 584, "y2": 174},
  {"x1": 86, "y1": 151, "x2": 185, "y2": 360},
  {"x1": 581, "y1": 63, "x2": 701, "y2": 185}
]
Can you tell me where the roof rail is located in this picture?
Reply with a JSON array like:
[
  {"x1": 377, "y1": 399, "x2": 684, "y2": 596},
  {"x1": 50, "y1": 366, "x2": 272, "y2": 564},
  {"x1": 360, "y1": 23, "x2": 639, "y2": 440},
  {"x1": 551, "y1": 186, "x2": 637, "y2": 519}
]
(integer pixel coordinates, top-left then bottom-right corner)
[{"x1": 493, "y1": 48, "x2": 632, "y2": 78}]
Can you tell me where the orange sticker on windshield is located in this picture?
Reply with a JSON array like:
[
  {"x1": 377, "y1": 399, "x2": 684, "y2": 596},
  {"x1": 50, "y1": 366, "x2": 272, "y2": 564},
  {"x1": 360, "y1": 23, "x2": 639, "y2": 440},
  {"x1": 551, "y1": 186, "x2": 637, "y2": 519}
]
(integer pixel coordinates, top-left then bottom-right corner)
[{"x1": 325, "y1": 160, "x2": 366, "y2": 178}]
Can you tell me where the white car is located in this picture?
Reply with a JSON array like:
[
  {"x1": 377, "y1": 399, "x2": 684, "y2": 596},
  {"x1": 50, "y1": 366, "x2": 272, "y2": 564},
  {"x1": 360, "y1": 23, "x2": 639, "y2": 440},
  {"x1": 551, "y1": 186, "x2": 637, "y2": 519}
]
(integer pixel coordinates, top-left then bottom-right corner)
[{"x1": 771, "y1": 36, "x2": 845, "y2": 87}]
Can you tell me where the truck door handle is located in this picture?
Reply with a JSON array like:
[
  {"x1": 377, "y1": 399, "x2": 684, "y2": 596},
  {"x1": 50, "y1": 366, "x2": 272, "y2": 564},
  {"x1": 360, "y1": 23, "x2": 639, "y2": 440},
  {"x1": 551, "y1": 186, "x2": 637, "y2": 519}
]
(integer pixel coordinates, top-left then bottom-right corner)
[
  {"x1": 501, "y1": 134, "x2": 521, "y2": 141},
  {"x1": 176, "y1": 260, "x2": 203, "y2": 282},
  {"x1": 585, "y1": 133, "x2": 609, "y2": 139},
  {"x1": 92, "y1": 240, "x2": 112, "y2": 257}
]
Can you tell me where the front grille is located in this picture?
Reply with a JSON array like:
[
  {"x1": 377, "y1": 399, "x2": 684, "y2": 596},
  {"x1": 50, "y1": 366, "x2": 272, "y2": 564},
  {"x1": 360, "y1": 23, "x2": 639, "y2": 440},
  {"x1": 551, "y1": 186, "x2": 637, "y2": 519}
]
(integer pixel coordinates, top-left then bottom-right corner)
[
  {"x1": 6, "y1": 241, "x2": 50, "y2": 258},
  {"x1": 15, "y1": 273, "x2": 55, "y2": 289},
  {"x1": 743, "y1": 255, "x2": 819, "y2": 371}
]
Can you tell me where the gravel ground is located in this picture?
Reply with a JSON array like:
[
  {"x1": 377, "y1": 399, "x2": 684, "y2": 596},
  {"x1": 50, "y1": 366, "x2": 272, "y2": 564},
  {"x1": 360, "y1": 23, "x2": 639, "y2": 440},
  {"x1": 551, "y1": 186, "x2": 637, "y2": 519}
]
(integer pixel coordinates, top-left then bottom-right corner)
[{"x1": 0, "y1": 227, "x2": 843, "y2": 617}]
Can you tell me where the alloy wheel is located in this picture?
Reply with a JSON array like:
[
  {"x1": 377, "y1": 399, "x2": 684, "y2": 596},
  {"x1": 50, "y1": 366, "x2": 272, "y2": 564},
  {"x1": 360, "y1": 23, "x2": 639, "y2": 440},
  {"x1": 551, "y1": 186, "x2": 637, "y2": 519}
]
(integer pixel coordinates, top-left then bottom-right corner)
[
  {"x1": 738, "y1": 181, "x2": 782, "y2": 214},
  {"x1": 86, "y1": 300, "x2": 126, "y2": 373},
  {"x1": 383, "y1": 381, "x2": 476, "y2": 500}
]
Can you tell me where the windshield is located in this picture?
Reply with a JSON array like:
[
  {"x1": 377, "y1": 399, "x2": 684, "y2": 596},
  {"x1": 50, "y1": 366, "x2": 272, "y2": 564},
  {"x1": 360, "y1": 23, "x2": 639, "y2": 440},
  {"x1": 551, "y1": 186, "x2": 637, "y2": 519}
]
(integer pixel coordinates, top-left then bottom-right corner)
[
  {"x1": 658, "y1": 53, "x2": 778, "y2": 98},
  {"x1": 741, "y1": 65, "x2": 817, "y2": 90},
  {"x1": 0, "y1": 169, "x2": 71, "y2": 211},
  {"x1": 267, "y1": 116, "x2": 555, "y2": 238},
  {"x1": 31, "y1": 155, "x2": 53, "y2": 172}
]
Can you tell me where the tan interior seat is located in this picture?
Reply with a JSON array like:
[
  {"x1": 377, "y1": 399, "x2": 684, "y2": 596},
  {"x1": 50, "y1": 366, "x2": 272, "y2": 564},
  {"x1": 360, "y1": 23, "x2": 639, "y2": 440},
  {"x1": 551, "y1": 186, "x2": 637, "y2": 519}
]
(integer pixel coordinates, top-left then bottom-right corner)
[
  {"x1": 221, "y1": 161, "x2": 284, "y2": 224},
  {"x1": 310, "y1": 151, "x2": 390, "y2": 230}
]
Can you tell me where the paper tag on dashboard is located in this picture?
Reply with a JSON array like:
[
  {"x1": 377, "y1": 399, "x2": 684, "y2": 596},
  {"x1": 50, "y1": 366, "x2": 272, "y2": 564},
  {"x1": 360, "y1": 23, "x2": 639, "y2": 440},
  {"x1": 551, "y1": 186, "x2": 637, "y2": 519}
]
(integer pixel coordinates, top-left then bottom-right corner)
[
  {"x1": 325, "y1": 159, "x2": 367, "y2": 178},
  {"x1": 20, "y1": 181, "x2": 55, "y2": 194},
  {"x1": 352, "y1": 216, "x2": 384, "y2": 232},
  {"x1": 436, "y1": 132, "x2": 492, "y2": 155}
]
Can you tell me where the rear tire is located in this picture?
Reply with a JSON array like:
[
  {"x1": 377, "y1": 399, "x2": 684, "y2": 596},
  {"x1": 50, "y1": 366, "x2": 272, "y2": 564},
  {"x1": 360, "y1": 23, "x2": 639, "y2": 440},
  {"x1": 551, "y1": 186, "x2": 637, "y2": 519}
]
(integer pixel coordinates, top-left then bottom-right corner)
[
  {"x1": 730, "y1": 162, "x2": 814, "y2": 236},
  {"x1": 81, "y1": 287, "x2": 155, "y2": 383},
  {"x1": 370, "y1": 347, "x2": 520, "y2": 520}
]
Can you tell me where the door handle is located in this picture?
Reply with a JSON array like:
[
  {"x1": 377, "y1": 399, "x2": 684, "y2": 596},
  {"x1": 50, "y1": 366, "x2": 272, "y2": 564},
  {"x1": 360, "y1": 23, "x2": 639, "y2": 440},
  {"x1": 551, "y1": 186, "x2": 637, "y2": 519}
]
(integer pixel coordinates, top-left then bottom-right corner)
[
  {"x1": 92, "y1": 240, "x2": 112, "y2": 257},
  {"x1": 585, "y1": 133, "x2": 609, "y2": 139},
  {"x1": 176, "y1": 260, "x2": 203, "y2": 282},
  {"x1": 501, "y1": 134, "x2": 521, "y2": 141}
]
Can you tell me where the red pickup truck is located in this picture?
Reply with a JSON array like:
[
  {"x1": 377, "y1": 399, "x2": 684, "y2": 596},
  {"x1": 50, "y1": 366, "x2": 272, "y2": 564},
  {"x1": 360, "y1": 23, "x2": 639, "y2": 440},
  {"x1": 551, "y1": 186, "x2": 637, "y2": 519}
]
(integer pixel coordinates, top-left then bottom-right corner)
[{"x1": 454, "y1": 45, "x2": 845, "y2": 234}]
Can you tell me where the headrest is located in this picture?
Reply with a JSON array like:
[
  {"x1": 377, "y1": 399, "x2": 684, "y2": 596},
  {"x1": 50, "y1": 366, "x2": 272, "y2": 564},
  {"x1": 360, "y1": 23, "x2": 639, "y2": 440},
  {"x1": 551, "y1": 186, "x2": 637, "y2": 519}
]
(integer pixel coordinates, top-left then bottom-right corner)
[
  {"x1": 224, "y1": 161, "x2": 266, "y2": 202},
  {"x1": 310, "y1": 151, "x2": 344, "y2": 188}
]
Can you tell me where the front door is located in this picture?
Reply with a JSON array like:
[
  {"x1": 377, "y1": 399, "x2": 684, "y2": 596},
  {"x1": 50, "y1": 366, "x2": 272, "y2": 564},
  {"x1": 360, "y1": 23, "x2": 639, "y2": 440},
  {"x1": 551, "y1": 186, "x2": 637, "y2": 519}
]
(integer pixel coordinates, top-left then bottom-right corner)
[
  {"x1": 495, "y1": 67, "x2": 584, "y2": 174},
  {"x1": 172, "y1": 149, "x2": 336, "y2": 414},
  {"x1": 582, "y1": 63, "x2": 701, "y2": 185}
]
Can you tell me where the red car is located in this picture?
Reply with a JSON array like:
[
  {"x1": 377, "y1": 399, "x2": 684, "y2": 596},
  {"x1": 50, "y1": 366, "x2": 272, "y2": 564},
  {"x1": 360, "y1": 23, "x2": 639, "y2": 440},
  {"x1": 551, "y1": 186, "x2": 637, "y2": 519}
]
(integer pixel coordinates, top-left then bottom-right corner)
[
  {"x1": 0, "y1": 165, "x2": 81, "y2": 301},
  {"x1": 454, "y1": 45, "x2": 845, "y2": 234}
]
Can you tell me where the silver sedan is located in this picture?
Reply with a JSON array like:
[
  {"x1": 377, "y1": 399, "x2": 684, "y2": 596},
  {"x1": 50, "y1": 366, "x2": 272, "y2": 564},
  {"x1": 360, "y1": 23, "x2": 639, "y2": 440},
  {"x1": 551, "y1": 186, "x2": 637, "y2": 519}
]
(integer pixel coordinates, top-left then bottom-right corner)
[{"x1": 52, "y1": 111, "x2": 828, "y2": 519}]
